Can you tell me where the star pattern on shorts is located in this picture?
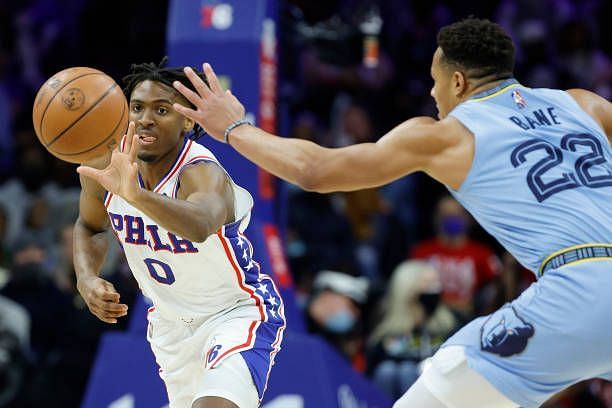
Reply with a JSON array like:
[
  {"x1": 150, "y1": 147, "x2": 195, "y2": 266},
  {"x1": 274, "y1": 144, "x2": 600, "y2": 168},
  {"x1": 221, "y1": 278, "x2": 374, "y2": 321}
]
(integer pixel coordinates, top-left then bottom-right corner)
[{"x1": 257, "y1": 283, "x2": 269, "y2": 295}]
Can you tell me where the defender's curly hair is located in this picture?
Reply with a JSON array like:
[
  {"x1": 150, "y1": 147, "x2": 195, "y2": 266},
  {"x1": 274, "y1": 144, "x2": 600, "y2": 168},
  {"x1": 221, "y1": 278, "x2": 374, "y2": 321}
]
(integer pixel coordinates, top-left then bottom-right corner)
[
  {"x1": 437, "y1": 18, "x2": 515, "y2": 80},
  {"x1": 122, "y1": 57, "x2": 209, "y2": 140}
]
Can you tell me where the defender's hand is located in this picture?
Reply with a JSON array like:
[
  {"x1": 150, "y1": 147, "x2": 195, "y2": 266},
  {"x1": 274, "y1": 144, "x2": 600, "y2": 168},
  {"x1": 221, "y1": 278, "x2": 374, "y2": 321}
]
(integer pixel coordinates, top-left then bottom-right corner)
[
  {"x1": 77, "y1": 276, "x2": 128, "y2": 324},
  {"x1": 77, "y1": 122, "x2": 141, "y2": 203},
  {"x1": 172, "y1": 63, "x2": 246, "y2": 142}
]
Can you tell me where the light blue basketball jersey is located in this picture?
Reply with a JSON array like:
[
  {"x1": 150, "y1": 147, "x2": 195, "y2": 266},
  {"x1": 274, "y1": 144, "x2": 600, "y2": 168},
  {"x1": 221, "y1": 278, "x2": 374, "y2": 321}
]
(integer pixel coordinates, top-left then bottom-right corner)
[{"x1": 448, "y1": 78, "x2": 612, "y2": 274}]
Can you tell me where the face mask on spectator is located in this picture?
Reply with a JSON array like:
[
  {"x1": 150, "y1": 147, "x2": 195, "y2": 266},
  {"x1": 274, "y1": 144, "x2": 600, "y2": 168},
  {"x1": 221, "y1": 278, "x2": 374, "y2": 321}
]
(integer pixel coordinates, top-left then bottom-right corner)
[
  {"x1": 418, "y1": 292, "x2": 441, "y2": 316},
  {"x1": 324, "y1": 310, "x2": 356, "y2": 334},
  {"x1": 440, "y1": 215, "x2": 467, "y2": 237},
  {"x1": 11, "y1": 263, "x2": 44, "y2": 286}
]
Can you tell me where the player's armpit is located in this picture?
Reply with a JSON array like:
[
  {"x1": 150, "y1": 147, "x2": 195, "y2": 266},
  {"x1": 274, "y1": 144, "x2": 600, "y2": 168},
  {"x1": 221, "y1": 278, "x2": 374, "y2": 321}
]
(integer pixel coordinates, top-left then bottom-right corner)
[{"x1": 567, "y1": 89, "x2": 612, "y2": 144}]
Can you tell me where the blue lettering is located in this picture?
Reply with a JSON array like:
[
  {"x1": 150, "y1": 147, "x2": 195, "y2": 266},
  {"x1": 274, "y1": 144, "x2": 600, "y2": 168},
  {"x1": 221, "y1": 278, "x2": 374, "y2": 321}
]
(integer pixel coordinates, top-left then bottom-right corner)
[
  {"x1": 510, "y1": 116, "x2": 530, "y2": 130},
  {"x1": 146, "y1": 225, "x2": 173, "y2": 252},
  {"x1": 144, "y1": 258, "x2": 175, "y2": 285},
  {"x1": 124, "y1": 215, "x2": 146, "y2": 244},
  {"x1": 524, "y1": 115, "x2": 538, "y2": 129},
  {"x1": 168, "y1": 233, "x2": 199, "y2": 254},
  {"x1": 533, "y1": 109, "x2": 551, "y2": 126},
  {"x1": 547, "y1": 107, "x2": 561, "y2": 124},
  {"x1": 109, "y1": 212, "x2": 123, "y2": 231}
]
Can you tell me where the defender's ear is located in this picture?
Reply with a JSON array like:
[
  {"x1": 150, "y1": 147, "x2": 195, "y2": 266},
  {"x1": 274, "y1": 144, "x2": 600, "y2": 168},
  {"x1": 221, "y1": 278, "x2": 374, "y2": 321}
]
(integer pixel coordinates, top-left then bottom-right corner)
[{"x1": 451, "y1": 70, "x2": 468, "y2": 98}]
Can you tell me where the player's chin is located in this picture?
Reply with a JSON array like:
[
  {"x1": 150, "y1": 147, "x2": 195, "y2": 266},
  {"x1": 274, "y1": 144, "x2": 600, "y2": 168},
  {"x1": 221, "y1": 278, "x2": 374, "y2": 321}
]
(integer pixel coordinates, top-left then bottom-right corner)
[{"x1": 137, "y1": 152, "x2": 157, "y2": 162}]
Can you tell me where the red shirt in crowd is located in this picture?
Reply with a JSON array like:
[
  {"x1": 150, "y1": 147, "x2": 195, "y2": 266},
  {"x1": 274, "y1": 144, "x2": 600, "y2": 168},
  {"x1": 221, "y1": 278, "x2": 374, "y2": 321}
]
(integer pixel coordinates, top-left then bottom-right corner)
[{"x1": 410, "y1": 238, "x2": 501, "y2": 310}]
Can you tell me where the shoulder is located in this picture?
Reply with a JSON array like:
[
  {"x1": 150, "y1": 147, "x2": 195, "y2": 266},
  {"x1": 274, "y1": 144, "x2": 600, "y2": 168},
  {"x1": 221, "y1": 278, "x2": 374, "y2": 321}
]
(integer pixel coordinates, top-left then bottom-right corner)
[
  {"x1": 183, "y1": 139, "x2": 220, "y2": 165},
  {"x1": 176, "y1": 160, "x2": 231, "y2": 199},
  {"x1": 566, "y1": 88, "x2": 609, "y2": 104},
  {"x1": 566, "y1": 88, "x2": 612, "y2": 137},
  {"x1": 382, "y1": 117, "x2": 465, "y2": 158},
  {"x1": 177, "y1": 141, "x2": 226, "y2": 186},
  {"x1": 566, "y1": 88, "x2": 611, "y2": 116},
  {"x1": 180, "y1": 160, "x2": 226, "y2": 179},
  {"x1": 423, "y1": 117, "x2": 475, "y2": 189},
  {"x1": 411, "y1": 239, "x2": 440, "y2": 256}
]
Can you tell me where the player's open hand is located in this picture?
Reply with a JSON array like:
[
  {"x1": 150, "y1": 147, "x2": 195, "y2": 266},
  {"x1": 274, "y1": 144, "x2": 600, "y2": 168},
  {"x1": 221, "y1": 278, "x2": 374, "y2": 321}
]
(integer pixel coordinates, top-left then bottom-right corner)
[
  {"x1": 77, "y1": 275, "x2": 128, "y2": 324},
  {"x1": 172, "y1": 63, "x2": 246, "y2": 142},
  {"x1": 76, "y1": 122, "x2": 141, "y2": 203}
]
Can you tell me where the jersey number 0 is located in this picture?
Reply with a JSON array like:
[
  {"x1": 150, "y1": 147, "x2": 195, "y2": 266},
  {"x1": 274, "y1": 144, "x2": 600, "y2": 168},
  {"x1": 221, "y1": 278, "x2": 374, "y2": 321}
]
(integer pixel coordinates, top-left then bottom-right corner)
[{"x1": 144, "y1": 258, "x2": 176, "y2": 285}]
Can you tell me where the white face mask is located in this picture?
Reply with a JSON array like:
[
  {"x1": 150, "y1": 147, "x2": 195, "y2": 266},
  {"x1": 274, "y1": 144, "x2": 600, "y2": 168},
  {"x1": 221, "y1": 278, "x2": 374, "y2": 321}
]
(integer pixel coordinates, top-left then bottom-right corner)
[{"x1": 324, "y1": 310, "x2": 356, "y2": 334}]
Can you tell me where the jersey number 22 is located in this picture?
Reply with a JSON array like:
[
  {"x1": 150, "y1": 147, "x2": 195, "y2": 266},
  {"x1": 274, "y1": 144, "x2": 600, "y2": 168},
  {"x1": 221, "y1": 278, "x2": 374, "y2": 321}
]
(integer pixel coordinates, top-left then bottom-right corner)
[{"x1": 511, "y1": 133, "x2": 612, "y2": 202}]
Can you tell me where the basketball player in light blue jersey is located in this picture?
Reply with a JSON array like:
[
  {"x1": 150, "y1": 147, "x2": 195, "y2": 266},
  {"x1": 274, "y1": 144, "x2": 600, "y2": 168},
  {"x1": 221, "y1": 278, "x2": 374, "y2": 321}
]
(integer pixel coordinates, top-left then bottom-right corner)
[{"x1": 173, "y1": 17, "x2": 611, "y2": 408}]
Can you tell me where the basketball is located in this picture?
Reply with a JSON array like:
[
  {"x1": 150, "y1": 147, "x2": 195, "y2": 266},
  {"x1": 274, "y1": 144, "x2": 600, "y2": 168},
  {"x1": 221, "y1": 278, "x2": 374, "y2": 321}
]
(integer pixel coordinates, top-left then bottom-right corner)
[{"x1": 32, "y1": 67, "x2": 128, "y2": 164}]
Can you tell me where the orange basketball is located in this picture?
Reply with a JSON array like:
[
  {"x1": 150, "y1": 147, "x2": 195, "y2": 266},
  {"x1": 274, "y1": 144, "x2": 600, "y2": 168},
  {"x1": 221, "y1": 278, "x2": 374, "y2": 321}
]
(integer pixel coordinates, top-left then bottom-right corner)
[{"x1": 32, "y1": 67, "x2": 128, "y2": 163}]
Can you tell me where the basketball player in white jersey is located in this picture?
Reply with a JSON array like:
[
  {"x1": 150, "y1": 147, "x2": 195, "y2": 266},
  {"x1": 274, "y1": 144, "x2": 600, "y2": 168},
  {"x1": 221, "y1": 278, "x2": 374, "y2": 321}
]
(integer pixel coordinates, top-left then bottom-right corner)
[{"x1": 74, "y1": 60, "x2": 285, "y2": 408}]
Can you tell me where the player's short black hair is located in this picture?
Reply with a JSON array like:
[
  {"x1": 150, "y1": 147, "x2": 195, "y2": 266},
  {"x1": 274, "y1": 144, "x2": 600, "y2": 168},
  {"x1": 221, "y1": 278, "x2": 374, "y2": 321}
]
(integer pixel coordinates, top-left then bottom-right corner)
[
  {"x1": 437, "y1": 18, "x2": 515, "y2": 80},
  {"x1": 122, "y1": 57, "x2": 209, "y2": 139}
]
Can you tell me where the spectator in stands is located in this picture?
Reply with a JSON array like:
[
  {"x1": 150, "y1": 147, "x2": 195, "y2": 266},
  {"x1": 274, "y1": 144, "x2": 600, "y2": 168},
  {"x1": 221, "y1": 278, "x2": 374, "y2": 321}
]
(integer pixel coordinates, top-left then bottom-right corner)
[
  {"x1": 307, "y1": 270, "x2": 370, "y2": 372},
  {"x1": 410, "y1": 196, "x2": 501, "y2": 321},
  {"x1": 0, "y1": 235, "x2": 70, "y2": 358},
  {"x1": 367, "y1": 260, "x2": 457, "y2": 400}
]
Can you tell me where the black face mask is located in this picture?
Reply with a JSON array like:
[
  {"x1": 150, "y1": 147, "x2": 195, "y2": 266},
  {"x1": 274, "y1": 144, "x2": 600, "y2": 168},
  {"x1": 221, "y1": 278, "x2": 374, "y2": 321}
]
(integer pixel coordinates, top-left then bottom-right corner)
[
  {"x1": 10, "y1": 263, "x2": 45, "y2": 287},
  {"x1": 418, "y1": 292, "x2": 441, "y2": 317}
]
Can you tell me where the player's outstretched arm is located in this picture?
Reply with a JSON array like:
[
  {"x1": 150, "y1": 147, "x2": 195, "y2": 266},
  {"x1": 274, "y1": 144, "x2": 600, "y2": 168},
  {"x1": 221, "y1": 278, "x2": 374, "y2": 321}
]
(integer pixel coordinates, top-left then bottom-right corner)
[
  {"x1": 227, "y1": 116, "x2": 443, "y2": 192},
  {"x1": 173, "y1": 63, "x2": 456, "y2": 192},
  {"x1": 75, "y1": 158, "x2": 128, "y2": 324},
  {"x1": 567, "y1": 89, "x2": 612, "y2": 144}
]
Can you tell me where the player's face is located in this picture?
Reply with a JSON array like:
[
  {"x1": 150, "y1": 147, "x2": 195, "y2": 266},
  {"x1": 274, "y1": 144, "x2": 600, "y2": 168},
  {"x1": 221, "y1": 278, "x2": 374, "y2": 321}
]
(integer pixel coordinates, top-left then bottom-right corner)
[
  {"x1": 129, "y1": 80, "x2": 194, "y2": 163},
  {"x1": 430, "y1": 47, "x2": 461, "y2": 119}
]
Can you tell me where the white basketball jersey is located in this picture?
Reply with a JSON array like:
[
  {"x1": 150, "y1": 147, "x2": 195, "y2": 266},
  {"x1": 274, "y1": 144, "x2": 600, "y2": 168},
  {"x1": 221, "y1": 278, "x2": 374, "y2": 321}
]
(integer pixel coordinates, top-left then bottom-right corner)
[{"x1": 105, "y1": 138, "x2": 266, "y2": 321}]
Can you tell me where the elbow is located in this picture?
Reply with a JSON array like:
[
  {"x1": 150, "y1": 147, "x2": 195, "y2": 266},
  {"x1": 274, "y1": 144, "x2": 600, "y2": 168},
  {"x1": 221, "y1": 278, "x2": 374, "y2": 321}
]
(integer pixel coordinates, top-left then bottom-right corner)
[
  {"x1": 177, "y1": 224, "x2": 209, "y2": 243},
  {"x1": 296, "y1": 174, "x2": 319, "y2": 192},
  {"x1": 291, "y1": 142, "x2": 333, "y2": 192},
  {"x1": 190, "y1": 218, "x2": 224, "y2": 243},
  {"x1": 295, "y1": 162, "x2": 325, "y2": 192},
  {"x1": 188, "y1": 228, "x2": 211, "y2": 243}
]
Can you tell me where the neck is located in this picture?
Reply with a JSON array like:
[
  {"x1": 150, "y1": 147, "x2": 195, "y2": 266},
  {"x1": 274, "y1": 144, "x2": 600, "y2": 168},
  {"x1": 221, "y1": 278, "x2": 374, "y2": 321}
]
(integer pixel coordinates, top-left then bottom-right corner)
[
  {"x1": 463, "y1": 73, "x2": 513, "y2": 101},
  {"x1": 439, "y1": 234, "x2": 466, "y2": 248},
  {"x1": 138, "y1": 139, "x2": 184, "y2": 190}
]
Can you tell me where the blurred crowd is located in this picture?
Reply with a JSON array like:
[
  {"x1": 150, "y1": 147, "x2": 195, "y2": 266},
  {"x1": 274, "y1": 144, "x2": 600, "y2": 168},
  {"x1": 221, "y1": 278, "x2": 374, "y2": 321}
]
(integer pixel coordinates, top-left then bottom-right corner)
[{"x1": 0, "y1": 0, "x2": 610, "y2": 407}]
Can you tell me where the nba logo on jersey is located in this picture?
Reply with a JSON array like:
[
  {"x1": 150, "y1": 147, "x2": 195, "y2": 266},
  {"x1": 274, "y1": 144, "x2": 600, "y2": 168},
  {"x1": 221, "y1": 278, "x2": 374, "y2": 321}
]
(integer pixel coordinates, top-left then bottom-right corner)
[{"x1": 511, "y1": 89, "x2": 527, "y2": 109}]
